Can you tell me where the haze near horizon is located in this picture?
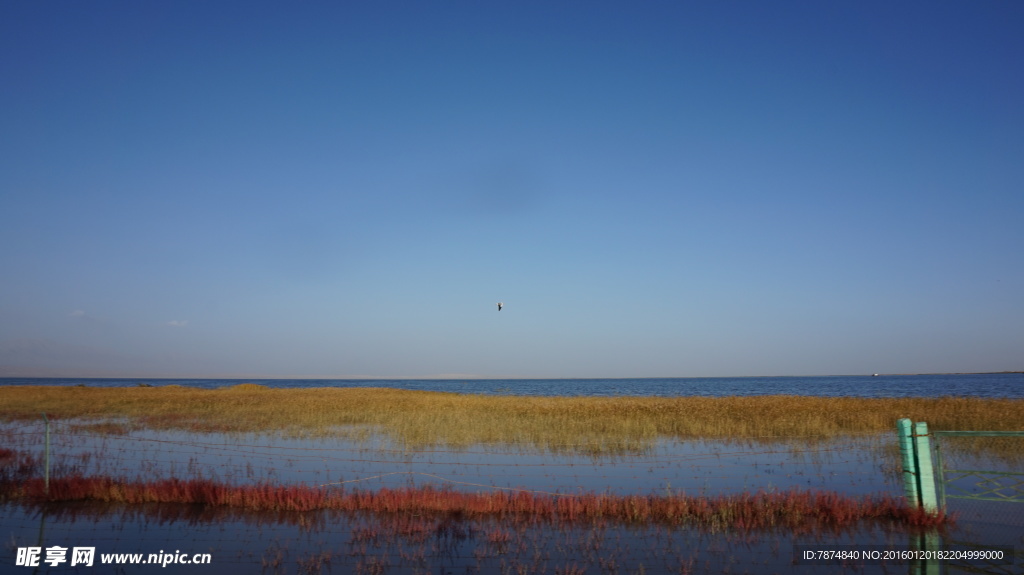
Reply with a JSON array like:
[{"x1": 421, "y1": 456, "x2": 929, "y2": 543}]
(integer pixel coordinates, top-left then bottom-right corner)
[{"x1": 1, "y1": 1, "x2": 1022, "y2": 379}]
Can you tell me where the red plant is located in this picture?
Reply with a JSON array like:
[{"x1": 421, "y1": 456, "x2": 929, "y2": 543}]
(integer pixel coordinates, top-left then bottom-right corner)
[
  {"x1": 9, "y1": 474, "x2": 952, "y2": 533},
  {"x1": 0, "y1": 448, "x2": 39, "y2": 488}
]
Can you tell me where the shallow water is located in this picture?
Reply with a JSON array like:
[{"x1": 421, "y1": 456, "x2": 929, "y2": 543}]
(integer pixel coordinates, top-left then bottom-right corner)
[
  {"x1": 2, "y1": 420, "x2": 1021, "y2": 573},
  {"x1": 4, "y1": 419, "x2": 898, "y2": 497},
  {"x1": 0, "y1": 503, "x2": 964, "y2": 575}
]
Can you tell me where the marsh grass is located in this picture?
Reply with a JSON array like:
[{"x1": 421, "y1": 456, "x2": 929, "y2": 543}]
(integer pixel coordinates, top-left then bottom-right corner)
[
  {"x1": 1, "y1": 385, "x2": 1022, "y2": 455},
  {"x1": 933, "y1": 435, "x2": 1024, "y2": 468},
  {"x1": 4, "y1": 476, "x2": 950, "y2": 531}
]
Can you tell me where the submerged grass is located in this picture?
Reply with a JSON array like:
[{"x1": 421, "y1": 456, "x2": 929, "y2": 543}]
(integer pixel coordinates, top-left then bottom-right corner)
[{"x1": 1, "y1": 385, "x2": 1022, "y2": 454}]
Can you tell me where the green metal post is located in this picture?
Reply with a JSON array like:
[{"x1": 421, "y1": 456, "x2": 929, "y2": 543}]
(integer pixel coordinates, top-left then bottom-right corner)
[
  {"x1": 896, "y1": 418, "x2": 919, "y2": 507},
  {"x1": 913, "y1": 421, "x2": 939, "y2": 513},
  {"x1": 923, "y1": 531, "x2": 941, "y2": 575},
  {"x1": 909, "y1": 529, "x2": 941, "y2": 575}
]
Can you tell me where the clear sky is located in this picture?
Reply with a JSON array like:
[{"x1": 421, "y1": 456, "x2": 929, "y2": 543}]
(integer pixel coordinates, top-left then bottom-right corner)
[{"x1": 2, "y1": 1, "x2": 1022, "y2": 379}]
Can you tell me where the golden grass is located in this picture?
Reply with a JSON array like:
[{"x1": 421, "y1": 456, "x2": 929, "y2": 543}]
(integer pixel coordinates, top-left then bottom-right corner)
[{"x1": 1, "y1": 385, "x2": 1022, "y2": 454}]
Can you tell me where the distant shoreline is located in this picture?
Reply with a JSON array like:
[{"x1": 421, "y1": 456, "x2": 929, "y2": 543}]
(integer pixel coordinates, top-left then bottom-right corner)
[{"x1": 0, "y1": 371, "x2": 1022, "y2": 380}]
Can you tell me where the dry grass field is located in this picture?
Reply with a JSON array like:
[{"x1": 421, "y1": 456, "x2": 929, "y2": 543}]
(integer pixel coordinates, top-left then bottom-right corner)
[{"x1": 2, "y1": 385, "x2": 1021, "y2": 455}]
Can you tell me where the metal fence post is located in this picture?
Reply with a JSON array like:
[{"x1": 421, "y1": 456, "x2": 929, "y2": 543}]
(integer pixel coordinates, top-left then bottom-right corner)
[
  {"x1": 910, "y1": 529, "x2": 941, "y2": 575},
  {"x1": 913, "y1": 421, "x2": 939, "y2": 513},
  {"x1": 933, "y1": 434, "x2": 946, "y2": 509},
  {"x1": 896, "y1": 418, "x2": 919, "y2": 507}
]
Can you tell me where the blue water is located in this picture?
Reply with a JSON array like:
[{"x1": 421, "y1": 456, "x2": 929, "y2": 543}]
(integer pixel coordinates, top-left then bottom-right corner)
[{"x1": 1, "y1": 372, "x2": 1022, "y2": 398}]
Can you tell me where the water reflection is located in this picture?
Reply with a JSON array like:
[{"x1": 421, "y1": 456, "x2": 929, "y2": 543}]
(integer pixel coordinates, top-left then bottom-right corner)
[
  {"x1": 1, "y1": 422, "x2": 1020, "y2": 574},
  {"x1": 1, "y1": 500, "x2": 961, "y2": 574},
  {"x1": 3, "y1": 420, "x2": 900, "y2": 497}
]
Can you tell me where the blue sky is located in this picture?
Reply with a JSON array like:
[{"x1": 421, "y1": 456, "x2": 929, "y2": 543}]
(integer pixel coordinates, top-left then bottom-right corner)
[{"x1": 2, "y1": 1, "x2": 1022, "y2": 378}]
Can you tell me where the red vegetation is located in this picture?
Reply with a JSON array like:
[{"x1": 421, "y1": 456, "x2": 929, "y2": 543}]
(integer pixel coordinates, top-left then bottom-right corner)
[
  {"x1": 0, "y1": 448, "x2": 38, "y2": 483},
  {"x1": 4, "y1": 474, "x2": 950, "y2": 532}
]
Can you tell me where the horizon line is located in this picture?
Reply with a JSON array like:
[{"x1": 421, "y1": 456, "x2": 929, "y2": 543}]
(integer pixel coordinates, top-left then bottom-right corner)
[{"x1": 1, "y1": 369, "x2": 1021, "y2": 380}]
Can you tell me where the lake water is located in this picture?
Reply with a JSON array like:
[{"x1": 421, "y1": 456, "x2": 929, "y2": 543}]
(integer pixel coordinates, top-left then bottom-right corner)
[
  {"x1": 2, "y1": 373, "x2": 1022, "y2": 573},
  {"x1": 3, "y1": 419, "x2": 1021, "y2": 574},
  {"x1": 7, "y1": 419, "x2": 1021, "y2": 574},
  {"x1": 2, "y1": 372, "x2": 1023, "y2": 397}
]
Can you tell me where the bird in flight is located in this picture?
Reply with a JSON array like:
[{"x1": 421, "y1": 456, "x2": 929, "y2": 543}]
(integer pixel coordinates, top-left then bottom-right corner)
[{"x1": 497, "y1": 302, "x2": 503, "y2": 311}]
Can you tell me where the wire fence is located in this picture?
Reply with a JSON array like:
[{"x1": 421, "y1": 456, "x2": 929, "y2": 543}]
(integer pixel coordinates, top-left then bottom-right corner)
[
  {"x1": 930, "y1": 431, "x2": 1024, "y2": 574},
  {"x1": 2, "y1": 418, "x2": 900, "y2": 498}
]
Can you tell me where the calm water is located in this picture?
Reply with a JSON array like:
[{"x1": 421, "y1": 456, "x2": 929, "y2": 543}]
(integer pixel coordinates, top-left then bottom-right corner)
[
  {"x1": 2, "y1": 372, "x2": 1023, "y2": 397},
  {"x1": 3, "y1": 419, "x2": 1020, "y2": 573},
  {"x1": 3, "y1": 372, "x2": 1022, "y2": 573}
]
